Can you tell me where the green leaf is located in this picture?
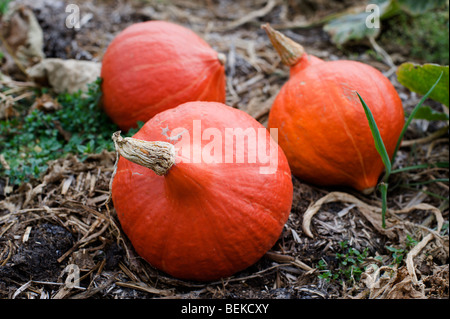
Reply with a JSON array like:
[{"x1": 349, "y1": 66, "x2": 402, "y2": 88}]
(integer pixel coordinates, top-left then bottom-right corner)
[
  {"x1": 397, "y1": 63, "x2": 449, "y2": 107},
  {"x1": 76, "y1": 144, "x2": 87, "y2": 154},
  {"x1": 412, "y1": 105, "x2": 449, "y2": 121},
  {"x1": 322, "y1": 0, "x2": 447, "y2": 46},
  {"x1": 357, "y1": 92, "x2": 392, "y2": 176},
  {"x1": 379, "y1": 182, "x2": 388, "y2": 228},
  {"x1": 0, "y1": 0, "x2": 11, "y2": 15},
  {"x1": 392, "y1": 71, "x2": 444, "y2": 162},
  {"x1": 322, "y1": 0, "x2": 400, "y2": 45},
  {"x1": 357, "y1": 92, "x2": 394, "y2": 228},
  {"x1": 323, "y1": 11, "x2": 381, "y2": 46},
  {"x1": 396, "y1": 0, "x2": 447, "y2": 16}
]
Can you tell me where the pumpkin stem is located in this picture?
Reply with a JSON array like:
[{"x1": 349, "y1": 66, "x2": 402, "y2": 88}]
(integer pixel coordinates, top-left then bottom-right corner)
[
  {"x1": 112, "y1": 131, "x2": 176, "y2": 176},
  {"x1": 261, "y1": 23, "x2": 305, "y2": 67},
  {"x1": 217, "y1": 52, "x2": 227, "y2": 66}
]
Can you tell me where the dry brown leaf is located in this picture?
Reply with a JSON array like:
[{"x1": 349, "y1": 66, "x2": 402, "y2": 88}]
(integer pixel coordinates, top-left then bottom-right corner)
[
  {"x1": 0, "y1": 5, "x2": 45, "y2": 78},
  {"x1": 422, "y1": 264, "x2": 449, "y2": 297},
  {"x1": 27, "y1": 58, "x2": 100, "y2": 94},
  {"x1": 358, "y1": 265, "x2": 427, "y2": 299},
  {"x1": 383, "y1": 267, "x2": 426, "y2": 299},
  {"x1": 0, "y1": 92, "x2": 19, "y2": 120},
  {"x1": 302, "y1": 192, "x2": 397, "y2": 239},
  {"x1": 28, "y1": 93, "x2": 61, "y2": 113}
]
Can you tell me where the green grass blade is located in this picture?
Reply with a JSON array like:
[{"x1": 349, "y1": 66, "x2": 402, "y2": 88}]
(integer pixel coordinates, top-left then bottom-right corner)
[
  {"x1": 391, "y1": 71, "x2": 444, "y2": 162},
  {"x1": 401, "y1": 178, "x2": 449, "y2": 187},
  {"x1": 379, "y1": 182, "x2": 388, "y2": 229},
  {"x1": 391, "y1": 161, "x2": 449, "y2": 174},
  {"x1": 357, "y1": 92, "x2": 392, "y2": 177}
]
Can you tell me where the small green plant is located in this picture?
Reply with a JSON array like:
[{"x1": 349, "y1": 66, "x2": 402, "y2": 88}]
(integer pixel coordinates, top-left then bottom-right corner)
[
  {"x1": 317, "y1": 241, "x2": 369, "y2": 285},
  {"x1": 0, "y1": 0, "x2": 11, "y2": 15},
  {"x1": 0, "y1": 78, "x2": 128, "y2": 185},
  {"x1": 385, "y1": 246, "x2": 405, "y2": 265},
  {"x1": 317, "y1": 259, "x2": 339, "y2": 282},
  {"x1": 357, "y1": 70, "x2": 445, "y2": 228},
  {"x1": 440, "y1": 221, "x2": 449, "y2": 237},
  {"x1": 385, "y1": 235, "x2": 419, "y2": 265}
]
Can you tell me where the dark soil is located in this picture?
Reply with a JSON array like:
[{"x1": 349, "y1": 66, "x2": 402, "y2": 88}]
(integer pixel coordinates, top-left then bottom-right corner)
[{"x1": 0, "y1": 223, "x2": 73, "y2": 284}]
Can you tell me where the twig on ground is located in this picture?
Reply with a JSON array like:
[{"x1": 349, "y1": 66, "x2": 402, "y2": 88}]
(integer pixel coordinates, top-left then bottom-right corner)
[{"x1": 217, "y1": 0, "x2": 278, "y2": 31}]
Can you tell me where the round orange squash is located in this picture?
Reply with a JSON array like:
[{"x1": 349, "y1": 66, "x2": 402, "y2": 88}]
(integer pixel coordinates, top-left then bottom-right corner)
[
  {"x1": 262, "y1": 24, "x2": 405, "y2": 193},
  {"x1": 111, "y1": 101, "x2": 293, "y2": 281},
  {"x1": 101, "y1": 21, "x2": 226, "y2": 131}
]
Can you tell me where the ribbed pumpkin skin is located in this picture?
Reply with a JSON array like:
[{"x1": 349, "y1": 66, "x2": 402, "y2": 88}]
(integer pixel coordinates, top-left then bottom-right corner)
[
  {"x1": 112, "y1": 101, "x2": 293, "y2": 281},
  {"x1": 268, "y1": 57, "x2": 404, "y2": 192},
  {"x1": 101, "y1": 21, "x2": 226, "y2": 131}
]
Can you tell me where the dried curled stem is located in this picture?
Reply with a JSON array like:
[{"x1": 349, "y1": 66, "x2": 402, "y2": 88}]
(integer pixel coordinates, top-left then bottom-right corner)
[
  {"x1": 112, "y1": 131, "x2": 176, "y2": 176},
  {"x1": 261, "y1": 23, "x2": 305, "y2": 67}
]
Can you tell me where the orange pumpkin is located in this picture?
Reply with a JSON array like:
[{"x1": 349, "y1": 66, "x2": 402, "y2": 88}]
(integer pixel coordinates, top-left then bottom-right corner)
[
  {"x1": 101, "y1": 21, "x2": 226, "y2": 131},
  {"x1": 262, "y1": 24, "x2": 404, "y2": 193},
  {"x1": 111, "y1": 101, "x2": 293, "y2": 281}
]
